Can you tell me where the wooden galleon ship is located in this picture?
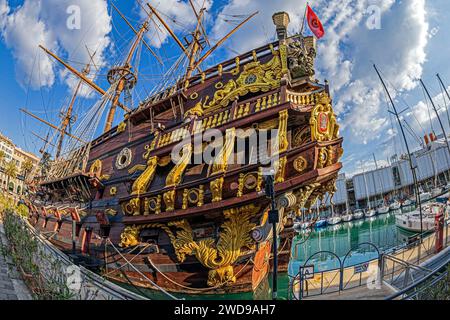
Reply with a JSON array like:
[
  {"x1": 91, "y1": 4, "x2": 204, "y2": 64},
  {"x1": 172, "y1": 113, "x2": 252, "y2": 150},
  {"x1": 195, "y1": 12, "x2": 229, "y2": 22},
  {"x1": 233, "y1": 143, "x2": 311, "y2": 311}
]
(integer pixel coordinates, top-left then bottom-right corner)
[{"x1": 25, "y1": 6, "x2": 343, "y2": 296}]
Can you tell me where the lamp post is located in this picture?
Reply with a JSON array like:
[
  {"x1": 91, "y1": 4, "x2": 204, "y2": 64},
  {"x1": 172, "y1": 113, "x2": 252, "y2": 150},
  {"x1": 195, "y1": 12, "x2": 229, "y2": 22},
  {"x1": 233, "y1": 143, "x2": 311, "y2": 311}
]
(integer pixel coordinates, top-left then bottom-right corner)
[{"x1": 265, "y1": 174, "x2": 279, "y2": 300}]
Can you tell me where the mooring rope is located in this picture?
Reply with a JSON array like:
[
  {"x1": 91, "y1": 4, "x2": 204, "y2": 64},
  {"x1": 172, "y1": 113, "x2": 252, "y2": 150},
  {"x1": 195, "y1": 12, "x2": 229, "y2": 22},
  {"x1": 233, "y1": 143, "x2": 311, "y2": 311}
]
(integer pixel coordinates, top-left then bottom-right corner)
[
  {"x1": 145, "y1": 254, "x2": 254, "y2": 292},
  {"x1": 105, "y1": 239, "x2": 179, "y2": 300}
]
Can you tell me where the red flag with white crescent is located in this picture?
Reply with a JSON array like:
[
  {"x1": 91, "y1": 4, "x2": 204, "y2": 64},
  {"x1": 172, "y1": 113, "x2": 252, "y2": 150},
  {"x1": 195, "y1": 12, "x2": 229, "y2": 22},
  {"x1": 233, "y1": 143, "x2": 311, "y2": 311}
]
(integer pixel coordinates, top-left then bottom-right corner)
[{"x1": 306, "y1": 5, "x2": 325, "y2": 39}]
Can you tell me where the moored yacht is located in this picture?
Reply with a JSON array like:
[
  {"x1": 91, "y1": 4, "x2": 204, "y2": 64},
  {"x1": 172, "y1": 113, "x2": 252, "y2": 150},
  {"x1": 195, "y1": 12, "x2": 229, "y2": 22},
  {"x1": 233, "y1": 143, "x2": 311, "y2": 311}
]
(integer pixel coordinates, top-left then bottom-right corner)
[
  {"x1": 364, "y1": 208, "x2": 377, "y2": 218},
  {"x1": 395, "y1": 202, "x2": 447, "y2": 233},
  {"x1": 327, "y1": 216, "x2": 342, "y2": 225},
  {"x1": 377, "y1": 205, "x2": 390, "y2": 214},
  {"x1": 353, "y1": 209, "x2": 364, "y2": 220},
  {"x1": 341, "y1": 213, "x2": 353, "y2": 222},
  {"x1": 389, "y1": 200, "x2": 401, "y2": 211}
]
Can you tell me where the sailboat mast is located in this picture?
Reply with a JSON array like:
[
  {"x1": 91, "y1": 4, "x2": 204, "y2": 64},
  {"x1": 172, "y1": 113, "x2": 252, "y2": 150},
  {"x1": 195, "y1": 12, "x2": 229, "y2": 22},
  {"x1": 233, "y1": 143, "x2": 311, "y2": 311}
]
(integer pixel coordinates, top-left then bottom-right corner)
[
  {"x1": 419, "y1": 79, "x2": 450, "y2": 156},
  {"x1": 374, "y1": 64, "x2": 423, "y2": 235},
  {"x1": 437, "y1": 74, "x2": 450, "y2": 128}
]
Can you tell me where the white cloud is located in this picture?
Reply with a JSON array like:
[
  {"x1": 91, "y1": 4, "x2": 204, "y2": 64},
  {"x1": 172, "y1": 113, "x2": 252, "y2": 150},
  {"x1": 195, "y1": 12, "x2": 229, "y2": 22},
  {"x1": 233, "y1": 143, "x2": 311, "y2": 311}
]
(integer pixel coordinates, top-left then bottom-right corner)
[
  {"x1": 0, "y1": 0, "x2": 112, "y2": 96},
  {"x1": 212, "y1": 0, "x2": 428, "y2": 148}
]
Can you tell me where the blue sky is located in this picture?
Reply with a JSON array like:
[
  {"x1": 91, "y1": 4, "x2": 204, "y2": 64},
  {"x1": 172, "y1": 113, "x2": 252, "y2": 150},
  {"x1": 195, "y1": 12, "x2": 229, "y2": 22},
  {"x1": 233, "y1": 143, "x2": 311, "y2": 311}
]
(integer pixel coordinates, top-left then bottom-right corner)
[{"x1": 1, "y1": 0, "x2": 450, "y2": 176}]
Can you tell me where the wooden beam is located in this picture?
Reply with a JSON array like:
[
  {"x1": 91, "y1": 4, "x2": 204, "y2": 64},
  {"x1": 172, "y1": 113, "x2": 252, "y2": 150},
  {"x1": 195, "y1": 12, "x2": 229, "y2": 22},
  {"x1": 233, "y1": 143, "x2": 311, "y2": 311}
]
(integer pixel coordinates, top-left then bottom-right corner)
[
  {"x1": 193, "y1": 11, "x2": 258, "y2": 71},
  {"x1": 38, "y1": 45, "x2": 131, "y2": 113},
  {"x1": 147, "y1": 3, "x2": 202, "y2": 74},
  {"x1": 20, "y1": 108, "x2": 85, "y2": 143},
  {"x1": 111, "y1": 2, "x2": 163, "y2": 65}
]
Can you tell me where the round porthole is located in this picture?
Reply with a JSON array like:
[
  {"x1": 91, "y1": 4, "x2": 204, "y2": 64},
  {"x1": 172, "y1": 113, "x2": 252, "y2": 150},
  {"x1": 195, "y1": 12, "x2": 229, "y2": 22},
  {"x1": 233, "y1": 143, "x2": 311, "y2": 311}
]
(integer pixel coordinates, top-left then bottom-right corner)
[{"x1": 116, "y1": 148, "x2": 132, "y2": 170}]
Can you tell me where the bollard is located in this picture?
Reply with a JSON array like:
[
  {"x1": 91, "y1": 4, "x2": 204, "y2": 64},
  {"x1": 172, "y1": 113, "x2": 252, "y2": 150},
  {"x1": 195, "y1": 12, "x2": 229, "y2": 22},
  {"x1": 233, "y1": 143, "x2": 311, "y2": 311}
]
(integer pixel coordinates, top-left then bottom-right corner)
[{"x1": 435, "y1": 211, "x2": 445, "y2": 253}]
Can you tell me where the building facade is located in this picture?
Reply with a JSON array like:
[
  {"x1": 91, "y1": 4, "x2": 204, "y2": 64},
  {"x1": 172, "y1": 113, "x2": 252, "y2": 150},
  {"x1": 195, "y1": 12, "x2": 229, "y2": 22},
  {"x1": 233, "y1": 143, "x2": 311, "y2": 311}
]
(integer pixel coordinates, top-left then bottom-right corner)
[
  {"x1": 0, "y1": 132, "x2": 40, "y2": 195},
  {"x1": 329, "y1": 138, "x2": 450, "y2": 212}
]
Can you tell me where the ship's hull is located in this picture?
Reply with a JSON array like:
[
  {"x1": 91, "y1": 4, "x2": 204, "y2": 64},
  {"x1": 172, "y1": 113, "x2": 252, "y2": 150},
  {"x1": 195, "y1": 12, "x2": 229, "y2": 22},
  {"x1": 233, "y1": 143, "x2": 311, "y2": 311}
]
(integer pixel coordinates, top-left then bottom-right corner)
[{"x1": 28, "y1": 35, "x2": 344, "y2": 296}]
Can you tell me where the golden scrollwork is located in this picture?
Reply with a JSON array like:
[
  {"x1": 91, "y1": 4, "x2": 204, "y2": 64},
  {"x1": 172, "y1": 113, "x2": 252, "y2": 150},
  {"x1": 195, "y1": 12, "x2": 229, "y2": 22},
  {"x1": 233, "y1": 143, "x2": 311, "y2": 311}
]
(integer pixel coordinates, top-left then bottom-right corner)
[
  {"x1": 310, "y1": 93, "x2": 339, "y2": 142},
  {"x1": 166, "y1": 144, "x2": 192, "y2": 188},
  {"x1": 203, "y1": 52, "x2": 283, "y2": 113},
  {"x1": 277, "y1": 110, "x2": 289, "y2": 153},
  {"x1": 279, "y1": 43, "x2": 289, "y2": 76},
  {"x1": 163, "y1": 189, "x2": 176, "y2": 212},
  {"x1": 89, "y1": 159, "x2": 102, "y2": 178},
  {"x1": 210, "y1": 128, "x2": 236, "y2": 176},
  {"x1": 293, "y1": 127, "x2": 311, "y2": 147},
  {"x1": 182, "y1": 186, "x2": 204, "y2": 209},
  {"x1": 184, "y1": 99, "x2": 204, "y2": 118},
  {"x1": 237, "y1": 171, "x2": 262, "y2": 198},
  {"x1": 293, "y1": 156, "x2": 308, "y2": 173},
  {"x1": 317, "y1": 148, "x2": 328, "y2": 169},
  {"x1": 275, "y1": 156, "x2": 287, "y2": 183},
  {"x1": 210, "y1": 177, "x2": 224, "y2": 202},
  {"x1": 295, "y1": 183, "x2": 320, "y2": 212},
  {"x1": 131, "y1": 156, "x2": 159, "y2": 196},
  {"x1": 105, "y1": 208, "x2": 117, "y2": 216},
  {"x1": 119, "y1": 226, "x2": 140, "y2": 248},
  {"x1": 109, "y1": 187, "x2": 117, "y2": 196},
  {"x1": 143, "y1": 195, "x2": 162, "y2": 215},
  {"x1": 117, "y1": 121, "x2": 127, "y2": 133},
  {"x1": 122, "y1": 204, "x2": 261, "y2": 287}
]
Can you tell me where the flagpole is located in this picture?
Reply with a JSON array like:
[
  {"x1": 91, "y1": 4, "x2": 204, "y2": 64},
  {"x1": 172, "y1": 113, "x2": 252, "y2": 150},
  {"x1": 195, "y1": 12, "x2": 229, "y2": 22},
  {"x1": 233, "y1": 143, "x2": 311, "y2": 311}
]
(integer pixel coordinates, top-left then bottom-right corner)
[{"x1": 300, "y1": 2, "x2": 309, "y2": 36}]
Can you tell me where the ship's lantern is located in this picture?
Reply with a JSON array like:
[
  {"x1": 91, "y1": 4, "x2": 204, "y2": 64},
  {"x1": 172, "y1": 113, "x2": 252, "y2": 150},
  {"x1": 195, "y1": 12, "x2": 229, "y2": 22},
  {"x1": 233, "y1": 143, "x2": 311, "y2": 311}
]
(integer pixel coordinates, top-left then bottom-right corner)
[{"x1": 272, "y1": 12, "x2": 290, "y2": 40}]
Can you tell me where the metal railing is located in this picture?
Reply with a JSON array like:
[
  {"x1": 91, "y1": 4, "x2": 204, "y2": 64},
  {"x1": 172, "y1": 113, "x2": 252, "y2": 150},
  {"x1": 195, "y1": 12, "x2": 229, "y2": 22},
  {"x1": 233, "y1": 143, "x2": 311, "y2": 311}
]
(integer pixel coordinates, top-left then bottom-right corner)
[{"x1": 386, "y1": 264, "x2": 449, "y2": 300}]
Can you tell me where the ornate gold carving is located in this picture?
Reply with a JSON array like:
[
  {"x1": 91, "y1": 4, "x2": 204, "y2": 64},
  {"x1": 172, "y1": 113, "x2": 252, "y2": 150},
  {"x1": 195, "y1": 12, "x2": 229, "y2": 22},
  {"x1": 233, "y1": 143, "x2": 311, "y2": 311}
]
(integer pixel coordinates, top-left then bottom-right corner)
[
  {"x1": 295, "y1": 183, "x2": 320, "y2": 212},
  {"x1": 310, "y1": 94, "x2": 339, "y2": 142},
  {"x1": 129, "y1": 198, "x2": 140, "y2": 216},
  {"x1": 317, "y1": 148, "x2": 328, "y2": 169},
  {"x1": 134, "y1": 204, "x2": 261, "y2": 287},
  {"x1": 210, "y1": 128, "x2": 236, "y2": 176},
  {"x1": 166, "y1": 144, "x2": 192, "y2": 187},
  {"x1": 189, "y1": 92, "x2": 198, "y2": 100},
  {"x1": 293, "y1": 126, "x2": 311, "y2": 147},
  {"x1": 184, "y1": 100, "x2": 204, "y2": 118},
  {"x1": 278, "y1": 110, "x2": 289, "y2": 153},
  {"x1": 128, "y1": 164, "x2": 147, "y2": 174},
  {"x1": 163, "y1": 189, "x2": 176, "y2": 212},
  {"x1": 215, "y1": 81, "x2": 224, "y2": 89},
  {"x1": 131, "y1": 156, "x2": 158, "y2": 196},
  {"x1": 237, "y1": 171, "x2": 262, "y2": 197},
  {"x1": 287, "y1": 37, "x2": 316, "y2": 79},
  {"x1": 279, "y1": 43, "x2": 289, "y2": 76},
  {"x1": 117, "y1": 121, "x2": 127, "y2": 133},
  {"x1": 203, "y1": 52, "x2": 282, "y2": 113},
  {"x1": 89, "y1": 159, "x2": 102, "y2": 178},
  {"x1": 119, "y1": 226, "x2": 140, "y2": 247},
  {"x1": 275, "y1": 156, "x2": 287, "y2": 183},
  {"x1": 210, "y1": 177, "x2": 224, "y2": 202},
  {"x1": 182, "y1": 186, "x2": 204, "y2": 209},
  {"x1": 293, "y1": 156, "x2": 308, "y2": 173},
  {"x1": 105, "y1": 208, "x2": 117, "y2": 216},
  {"x1": 109, "y1": 186, "x2": 117, "y2": 196}
]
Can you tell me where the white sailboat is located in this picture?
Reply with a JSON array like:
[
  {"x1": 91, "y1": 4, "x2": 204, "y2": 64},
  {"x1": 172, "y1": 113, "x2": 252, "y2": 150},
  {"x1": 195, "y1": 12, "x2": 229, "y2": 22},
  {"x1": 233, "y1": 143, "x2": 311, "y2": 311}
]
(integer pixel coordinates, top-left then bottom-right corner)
[
  {"x1": 362, "y1": 165, "x2": 377, "y2": 218},
  {"x1": 342, "y1": 198, "x2": 353, "y2": 222},
  {"x1": 327, "y1": 203, "x2": 342, "y2": 225},
  {"x1": 395, "y1": 202, "x2": 447, "y2": 233},
  {"x1": 389, "y1": 200, "x2": 401, "y2": 211}
]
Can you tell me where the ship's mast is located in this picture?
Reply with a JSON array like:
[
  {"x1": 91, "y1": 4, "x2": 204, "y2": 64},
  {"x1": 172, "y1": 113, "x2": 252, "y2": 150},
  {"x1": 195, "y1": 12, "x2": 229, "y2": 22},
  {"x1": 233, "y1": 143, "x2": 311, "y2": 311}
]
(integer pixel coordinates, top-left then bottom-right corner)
[
  {"x1": 103, "y1": 17, "x2": 150, "y2": 132},
  {"x1": 147, "y1": 3, "x2": 257, "y2": 82},
  {"x1": 55, "y1": 56, "x2": 95, "y2": 158}
]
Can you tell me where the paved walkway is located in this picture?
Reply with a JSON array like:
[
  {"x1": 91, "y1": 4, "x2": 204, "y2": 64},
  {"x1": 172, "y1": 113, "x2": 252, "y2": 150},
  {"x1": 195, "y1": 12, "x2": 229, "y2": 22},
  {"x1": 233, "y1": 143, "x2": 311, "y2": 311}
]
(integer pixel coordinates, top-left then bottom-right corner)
[{"x1": 0, "y1": 223, "x2": 32, "y2": 300}]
